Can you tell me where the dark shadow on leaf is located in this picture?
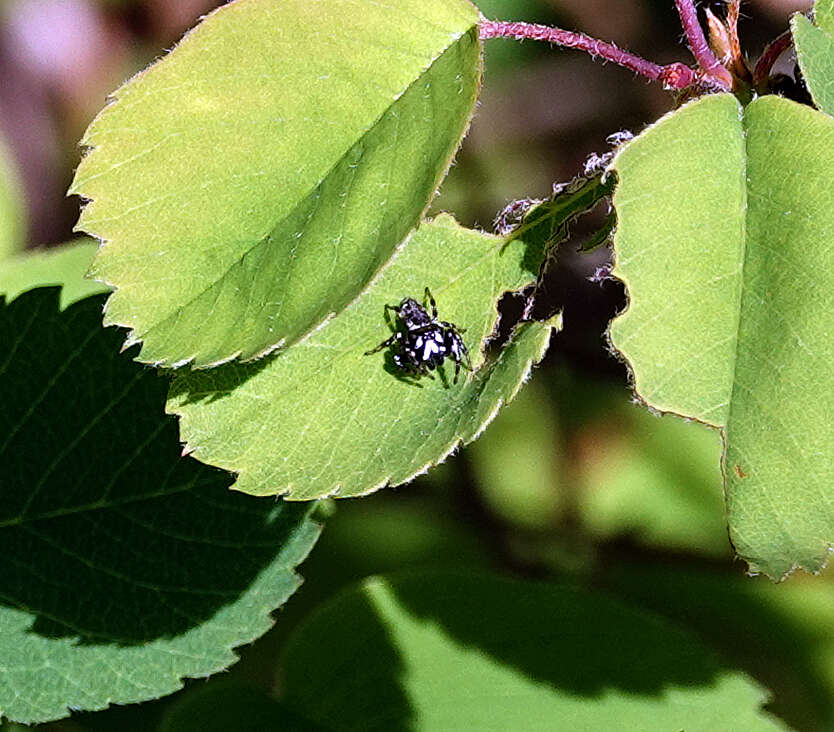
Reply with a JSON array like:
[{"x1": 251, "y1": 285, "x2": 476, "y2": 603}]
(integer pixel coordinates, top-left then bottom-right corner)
[
  {"x1": 281, "y1": 583, "x2": 414, "y2": 731},
  {"x1": 280, "y1": 570, "x2": 735, "y2": 731},
  {"x1": 507, "y1": 207, "x2": 557, "y2": 279},
  {"x1": 381, "y1": 349, "x2": 425, "y2": 388},
  {"x1": 598, "y1": 562, "x2": 834, "y2": 732},
  {"x1": 160, "y1": 680, "x2": 327, "y2": 732},
  {"x1": 502, "y1": 170, "x2": 617, "y2": 280},
  {"x1": 167, "y1": 348, "x2": 279, "y2": 406},
  {"x1": 388, "y1": 570, "x2": 723, "y2": 697},
  {"x1": 0, "y1": 289, "x2": 313, "y2": 645}
]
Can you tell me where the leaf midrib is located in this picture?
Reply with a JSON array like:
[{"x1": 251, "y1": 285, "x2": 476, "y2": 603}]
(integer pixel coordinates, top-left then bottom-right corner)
[
  {"x1": 726, "y1": 98, "x2": 802, "y2": 556},
  {"x1": 119, "y1": 28, "x2": 478, "y2": 367},
  {"x1": 725, "y1": 100, "x2": 750, "y2": 434}
]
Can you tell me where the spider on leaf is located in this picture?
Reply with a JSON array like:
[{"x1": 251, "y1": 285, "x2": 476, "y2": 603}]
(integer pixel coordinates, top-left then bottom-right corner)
[{"x1": 365, "y1": 287, "x2": 472, "y2": 384}]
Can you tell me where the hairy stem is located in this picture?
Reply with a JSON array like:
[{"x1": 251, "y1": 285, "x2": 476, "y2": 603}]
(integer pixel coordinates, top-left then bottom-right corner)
[
  {"x1": 674, "y1": 0, "x2": 733, "y2": 88},
  {"x1": 479, "y1": 20, "x2": 699, "y2": 90}
]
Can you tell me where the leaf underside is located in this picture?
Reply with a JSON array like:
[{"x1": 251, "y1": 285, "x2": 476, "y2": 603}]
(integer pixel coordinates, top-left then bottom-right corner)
[
  {"x1": 611, "y1": 93, "x2": 834, "y2": 579},
  {"x1": 168, "y1": 215, "x2": 555, "y2": 500},
  {"x1": 71, "y1": 0, "x2": 481, "y2": 368}
]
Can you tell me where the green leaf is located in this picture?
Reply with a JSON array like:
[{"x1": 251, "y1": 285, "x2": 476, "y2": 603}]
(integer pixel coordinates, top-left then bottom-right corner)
[
  {"x1": 168, "y1": 215, "x2": 555, "y2": 500},
  {"x1": 576, "y1": 397, "x2": 729, "y2": 557},
  {"x1": 0, "y1": 239, "x2": 108, "y2": 309},
  {"x1": 793, "y1": 12, "x2": 834, "y2": 116},
  {"x1": 70, "y1": 0, "x2": 481, "y2": 368},
  {"x1": 603, "y1": 562, "x2": 834, "y2": 732},
  {"x1": 610, "y1": 93, "x2": 834, "y2": 578},
  {"x1": 0, "y1": 135, "x2": 24, "y2": 259},
  {"x1": 815, "y1": 0, "x2": 834, "y2": 35},
  {"x1": 280, "y1": 571, "x2": 782, "y2": 731},
  {"x1": 467, "y1": 379, "x2": 563, "y2": 529},
  {"x1": 502, "y1": 171, "x2": 616, "y2": 255},
  {"x1": 160, "y1": 681, "x2": 323, "y2": 732},
  {"x1": 0, "y1": 287, "x2": 319, "y2": 724}
]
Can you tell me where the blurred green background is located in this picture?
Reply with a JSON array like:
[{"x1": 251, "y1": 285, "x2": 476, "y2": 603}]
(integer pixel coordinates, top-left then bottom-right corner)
[{"x1": 1, "y1": 0, "x2": 829, "y2": 730}]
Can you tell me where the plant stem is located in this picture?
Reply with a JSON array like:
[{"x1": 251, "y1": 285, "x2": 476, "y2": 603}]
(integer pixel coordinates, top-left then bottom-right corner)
[
  {"x1": 752, "y1": 30, "x2": 793, "y2": 87},
  {"x1": 674, "y1": 0, "x2": 733, "y2": 88},
  {"x1": 479, "y1": 20, "x2": 699, "y2": 90}
]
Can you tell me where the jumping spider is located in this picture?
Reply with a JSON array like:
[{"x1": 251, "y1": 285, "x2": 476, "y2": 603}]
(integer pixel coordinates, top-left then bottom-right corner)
[{"x1": 365, "y1": 287, "x2": 472, "y2": 383}]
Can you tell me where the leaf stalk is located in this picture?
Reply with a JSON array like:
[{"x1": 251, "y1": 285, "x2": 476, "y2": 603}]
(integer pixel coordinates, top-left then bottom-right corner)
[
  {"x1": 673, "y1": 0, "x2": 734, "y2": 88},
  {"x1": 752, "y1": 29, "x2": 793, "y2": 88},
  {"x1": 479, "y1": 20, "x2": 701, "y2": 90}
]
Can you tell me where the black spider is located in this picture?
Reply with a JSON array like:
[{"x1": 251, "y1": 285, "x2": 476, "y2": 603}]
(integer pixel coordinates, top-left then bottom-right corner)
[{"x1": 365, "y1": 287, "x2": 471, "y2": 384}]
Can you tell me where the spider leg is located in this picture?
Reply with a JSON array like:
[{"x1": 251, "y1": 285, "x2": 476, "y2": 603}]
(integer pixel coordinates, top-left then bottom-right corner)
[
  {"x1": 424, "y1": 287, "x2": 438, "y2": 320},
  {"x1": 454, "y1": 343, "x2": 472, "y2": 383},
  {"x1": 461, "y1": 343, "x2": 472, "y2": 370},
  {"x1": 364, "y1": 332, "x2": 398, "y2": 356},
  {"x1": 382, "y1": 303, "x2": 401, "y2": 329},
  {"x1": 443, "y1": 326, "x2": 471, "y2": 380},
  {"x1": 405, "y1": 360, "x2": 435, "y2": 380},
  {"x1": 366, "y1": 303, "x2": 406, "y2": 354},
  {"x1": 441, "y1": 320, "x2": 466, "y2": 335}
]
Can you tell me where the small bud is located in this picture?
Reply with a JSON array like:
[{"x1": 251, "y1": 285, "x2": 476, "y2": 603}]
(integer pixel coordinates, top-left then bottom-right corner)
[{"x1": 705, "y1": 8, "x2": 733, "y2": 64}]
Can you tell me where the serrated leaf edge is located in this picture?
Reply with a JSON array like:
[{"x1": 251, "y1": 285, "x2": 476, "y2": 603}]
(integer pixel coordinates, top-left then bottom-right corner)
[
  {"x1": 228, "y1": 317, "x2": 558, "y2": 501},
  {"x1": 71, "y1": 13, "x2": 482, "y2": 370}
]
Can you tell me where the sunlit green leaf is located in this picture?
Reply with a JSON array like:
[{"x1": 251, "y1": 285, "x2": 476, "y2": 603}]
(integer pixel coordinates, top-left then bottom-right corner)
[
  {"x1": 604, "y1": 563, "x2": 834, "y2": 732},
  {"x1": 815, "y1": 0, "x2": 834, "y2": 35},
  {"x1": 610, "y1": 93, "x2": 834, "y2": 578},
  {"x1": 280, "y1": 572, "x2": 781, "y2": 731},
  {"x1": 0, "y1": 239, "x2": 107, "y2": 309},
  {"x1": 169, "y1": 215, "x2": 555, "y2": 499},
  {"x1": 793, "y1": 12, "x2": 834, "y2": 116},
  {"x1": 71, "y1": 0, "x2": 481, "y2": 367}
]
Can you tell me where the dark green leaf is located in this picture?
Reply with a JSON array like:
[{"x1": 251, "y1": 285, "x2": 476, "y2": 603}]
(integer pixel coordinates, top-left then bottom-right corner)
[
  {"x1": 160, "y1": 682, "x2": 324, "y2": 732},
  {"x1": 0, "y1": 287, "x2": 319, "y2": 723}
]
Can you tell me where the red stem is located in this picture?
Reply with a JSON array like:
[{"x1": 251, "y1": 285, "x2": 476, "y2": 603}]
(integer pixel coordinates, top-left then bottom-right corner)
[
  {"x1": 752, "y1": 30, "x2": 794, "y2": 87},
  {"x1": 479, "y1": 20, "x2": 699, "y2": 90},
  {"x1": 674, "y1": 0, "x2": 733, "y2": 88}
]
